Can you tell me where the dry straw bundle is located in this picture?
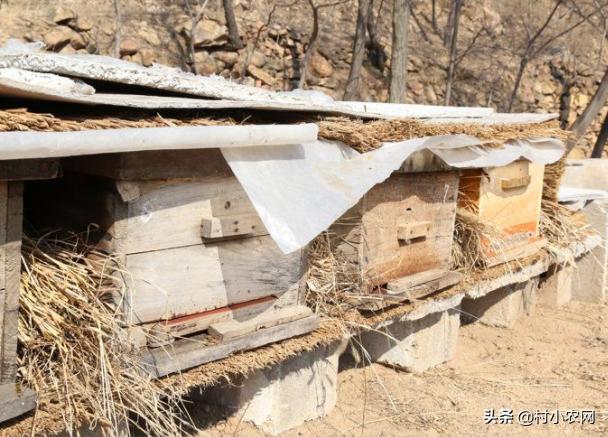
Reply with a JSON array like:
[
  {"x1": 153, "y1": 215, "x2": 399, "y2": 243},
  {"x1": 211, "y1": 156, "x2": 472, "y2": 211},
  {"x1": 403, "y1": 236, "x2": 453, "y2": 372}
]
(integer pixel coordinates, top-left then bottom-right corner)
[
  {"x1": 317, "y1": 117, "x2": 571, "y2": 152},
  {"x1": 305, "y1": 231, "x2": 360, "y2": 320},
  {"x1": 540, "y1": 158, "x2": 591, "y2": 256},
  {"x1": 451, "y1": 208, "x2": 503, "y2": 272},
  {"x1": 18, "y1": 232, "x2": 187, "y2": 436}
]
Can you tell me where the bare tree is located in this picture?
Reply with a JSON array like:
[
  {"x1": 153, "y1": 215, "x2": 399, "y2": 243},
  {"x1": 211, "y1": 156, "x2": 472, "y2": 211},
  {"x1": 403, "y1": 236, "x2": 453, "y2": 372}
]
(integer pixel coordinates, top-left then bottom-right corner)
[
  {"x1": 549, "y1": 55, "x2": 577, "y2": 128},
  {"x1": 367, "y1": 0, "x2": 388, "y2": 71},
  {"x1": 183, "y1": 0, "x2": 210, "y2": 74},
  {"x1": 410, "y1": 1, "x2": 430, "y2": 43},
  {"x1": 444, "y1": 0, "x2": 463, "y2": 105},
  {"x1": 444, "y1": 0, "x2": 457, "y2": 46},
  {"x1": 223, "y1": 0, "x2": 244, "y2": 49},
  {"x1": 431, "y1": 0, "x2": 438, "y2": 34},
  {"x1": 113, "y1": 0, "x2": 122, "y2": 58},
  {"x1": 239, "y1": 2, "x2": 280, "y2": 81},
  {"x1": 389, "y1": 0, "x2": 410, "y2": 103},
  {"x1": 591, "y1": 111, "x2": 608, "y2": 157},
  {"x1": 507, "y1": 0, "x2": 597, "y2": 112},
  {"x1": 299, "y1": 0, "x2": 347, "y2": 88},
  {"x1": 344, "y1": 0, "x2": 371, "y2": 100},
  {"x1": 567, "y1": 67, "x2": 608, "y2": 152}
]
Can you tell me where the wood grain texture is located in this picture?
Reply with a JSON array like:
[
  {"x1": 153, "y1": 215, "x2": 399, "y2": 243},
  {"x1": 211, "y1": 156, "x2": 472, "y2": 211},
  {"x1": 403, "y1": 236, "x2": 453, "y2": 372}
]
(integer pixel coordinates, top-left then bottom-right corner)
[
  {"x1": 458, "y1": 160, "x2": 545, "y2": 264},
  {"x1": 480, "y1": 162, "x2": 544, "y2": 234},
  {"x1": 356, "y1": 271, "x2": 463, "y2": 311},
  {"x1": 64, "y1": 149, "x2": 232, "y2": 180},
  {"x1": 140, "y1": 315, "x2": 320, "y2": 377},
  {"x1": 114, "y1": 177, "x2": 257, "y2": 253},
  {"x1": 208, "y1": 305, "x2": 312, "y2": 340},
  {"x1": 0, "y1": 183, "x2": 22, "y2": 383},
  {"x1": 25, "y1": 173, "x2": 304, "y2": 328},
  {"x1": 360, "y1": 172, "x2": 459, "y2": 287},
  {"x1": 124, "y1": 236, "x2": 303, "y2": 324},
  {"x1": 146, "y1": 296, "x2": 278, "y2": 347},
  {"x1": 330, "y1": 172, "x2": 459, "y2": 291}
]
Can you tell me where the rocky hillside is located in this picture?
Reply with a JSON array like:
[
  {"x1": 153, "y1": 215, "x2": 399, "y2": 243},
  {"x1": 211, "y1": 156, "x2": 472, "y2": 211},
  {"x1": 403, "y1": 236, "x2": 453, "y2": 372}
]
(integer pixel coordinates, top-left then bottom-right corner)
[{"x1": 0, "y1": 0, "x2": 606, "y2": 156}]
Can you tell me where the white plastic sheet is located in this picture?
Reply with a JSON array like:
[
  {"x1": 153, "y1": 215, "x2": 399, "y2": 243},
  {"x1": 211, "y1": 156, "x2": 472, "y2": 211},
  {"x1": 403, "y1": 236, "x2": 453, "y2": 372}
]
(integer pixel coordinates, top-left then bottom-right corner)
[
  {"x1": 0, "y1": 124, "x2": 318, "y2": 159},
  {"x1": 222, "y1": 136, "x2": 565, "y2": 254}
]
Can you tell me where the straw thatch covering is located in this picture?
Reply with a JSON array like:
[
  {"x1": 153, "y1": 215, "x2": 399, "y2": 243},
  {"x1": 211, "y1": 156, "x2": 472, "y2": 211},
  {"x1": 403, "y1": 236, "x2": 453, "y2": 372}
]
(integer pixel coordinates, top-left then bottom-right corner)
[
  {"x1": 317, "y1": 117, "x2": 571, "y2": 152},
  {"x1": 16, "y1": 232, "x2": 187, "y2": 437},
  {"x1": 539, "y1": 157, "x2": 594, "y2": 258},
  {"x1": 0, "y1": 108, "x2": 233, "y2": 132}
]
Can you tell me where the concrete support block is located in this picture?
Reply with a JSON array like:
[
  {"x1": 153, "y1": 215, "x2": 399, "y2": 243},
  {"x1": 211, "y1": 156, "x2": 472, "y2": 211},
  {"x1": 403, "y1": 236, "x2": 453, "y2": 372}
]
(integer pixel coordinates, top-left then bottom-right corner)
[
  {"x1": 461, "y1": 278, "x2": 538, "y2": 328},
  {"x1": 538, "y1": 264, "x2": 573, "y2": 308},
  {"x1": 358, "y1": 308, "x2": 460, "y2": 373},
  {"x1": 564, "y1": 159, "x2": 608, "y2": 191},
  {"x1": 572, "y1": 201, "x2": 607, "y2": 303},
  {"x1": 573, "y1": 251, "x2": 606, "y2": 302},
  {"x1": 201, "y1": 340, "x2": 346, "y2": 435}
]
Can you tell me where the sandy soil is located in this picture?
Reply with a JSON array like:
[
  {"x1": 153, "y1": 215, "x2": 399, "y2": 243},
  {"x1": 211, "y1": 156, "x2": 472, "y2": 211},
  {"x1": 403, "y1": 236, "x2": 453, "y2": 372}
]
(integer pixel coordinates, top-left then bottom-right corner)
[{"x1": 198, "y1": 300, "x2": 608, "y2": 436}]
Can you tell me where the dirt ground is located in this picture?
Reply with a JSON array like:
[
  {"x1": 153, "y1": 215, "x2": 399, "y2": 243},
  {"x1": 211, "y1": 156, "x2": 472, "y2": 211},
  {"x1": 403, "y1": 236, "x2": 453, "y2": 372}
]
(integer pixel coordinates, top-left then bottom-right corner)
[{"x1": 198, "y1": 299, "x2": 608, "y2": 436}]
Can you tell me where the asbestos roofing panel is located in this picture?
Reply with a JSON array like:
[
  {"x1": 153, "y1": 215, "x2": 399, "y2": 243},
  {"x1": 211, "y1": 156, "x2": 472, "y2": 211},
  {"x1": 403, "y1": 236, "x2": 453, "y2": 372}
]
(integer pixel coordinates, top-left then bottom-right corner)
[{"x1": 0, "y1": 40, "x2": 496, "y2": 120}]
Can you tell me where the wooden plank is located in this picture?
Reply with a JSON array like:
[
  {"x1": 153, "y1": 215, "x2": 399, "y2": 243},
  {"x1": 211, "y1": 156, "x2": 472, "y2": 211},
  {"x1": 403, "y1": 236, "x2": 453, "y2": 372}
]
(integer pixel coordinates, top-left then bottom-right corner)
[
  {"x1": 117, "y1": 177, "x2": 253, "y2": 253},
  {"x1": 146, "y1": 296, "x2": 278, "y2": 347},
  {"x1": 388, "y1": 270, "x2": 463, "y2": 297},
  {"x1": 64, "y1": 149, "x2": 232, "y2": 180},
  {"x1": 484, "y1": 237, "x2": 547, "y2": 267},
  {"x1": 356, "y1": 270, "x2": 463, "y2": 312},
  {"x1": 208, "y1": 305, "x2": 313, "y2": 341},
  {"x1": 478, "y1": 161, "x2": 544, "y2": 234},
  {"x1": 124, "y1": 236, "x2": 303, "y2": 324},
  {"x1": 396, "y1": 221, "x2": 432, "y2": 243},
  {"x1": 501, "y1": 175, "x2": 531, "y2": 190},
  {"x1": 458, "y1": 161, "x2": 545, "y2": 265},
  {"x1": 209, "y1": 191, "x2": 257, "y2": 217},
  {"x1": 201, "y1": 214, "x2": 267, "y2": 240},
  {"x1": 0, "y1": 183, "x2": 7, "y2": 291},
  {"x1": 0, "y1": 159, "x2": 59, "y2": 181},
  {"x1": 385, "y1": 268, "x2": 447, "y2": 292},
  {"x1": 0, "y1": 383, "x2": 37, "y2": 423},
  {"x1": 0, "y1": 183, "x2": 22, "y2": 383},
  {"x1": 360, "y1": 172, "x2": 459, "y2": 287},
  {"x1": 141, "y1": 315, "x2": 319, "y2": 378}
]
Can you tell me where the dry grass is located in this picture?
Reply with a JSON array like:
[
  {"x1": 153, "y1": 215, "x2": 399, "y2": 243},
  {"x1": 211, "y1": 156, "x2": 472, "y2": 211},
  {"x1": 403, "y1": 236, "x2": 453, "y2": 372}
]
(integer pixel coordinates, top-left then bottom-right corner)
[
  {"x1": 540, "y1": 201, "x2": 591, "y2": 260},
  {"x1": 317, "y1": 117, "x2": 571, "y2": 152},
  {"x1": 542, "y1": 158, "x2": 566, "y2": 203},
  {"x1": 18, "y1": 232, "x2": 188, "y2": 436},
  {"x1": 451, "y1": 208, "x2": 503, "y2": 272},
  {"x1": 539, "y1": 157, "x2": 593, "y2": 260},
  {"x1": 0, "y1": 108, "x2": 233, "y2": 132},
  {"x1": 304, "y1": 231, "x2": 360, "y2": 320}
]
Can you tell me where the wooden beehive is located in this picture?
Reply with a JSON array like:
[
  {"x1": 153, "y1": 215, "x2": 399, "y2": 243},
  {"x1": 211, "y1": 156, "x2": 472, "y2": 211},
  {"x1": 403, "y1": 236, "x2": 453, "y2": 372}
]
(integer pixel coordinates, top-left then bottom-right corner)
[
  {"x1": 329, "y1": 170, "x2": 462, "y2": 310},
  {"x1": 0, "y1": 182, "x2": 22, "y2": 386},
  {"x1": 28, "y1": 150, "x2": 317, "y2": 376},
  {"x1": 458, "y1": 159, "x2": 546, "y2": 266},
  {"x1": 0, "y1": 160, "x2": 58, "y2": 423}
]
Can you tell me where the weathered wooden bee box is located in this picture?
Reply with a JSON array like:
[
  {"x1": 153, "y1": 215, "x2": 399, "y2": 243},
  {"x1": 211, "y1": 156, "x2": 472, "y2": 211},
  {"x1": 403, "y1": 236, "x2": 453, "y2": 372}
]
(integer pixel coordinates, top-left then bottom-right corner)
[
  {"x1": 330, "y1": 170, "x2": 462, "y2": 310},
  {"x1": 0, "y1": 160, "x2": 57, "y2": 422},
  {"x1": 458, "y1": 159, "x2": 546, "y2": 266},
  {"x1": 0, "y1": 181, "x2": 22, "y2": 386},
  {"x1": 30, "y1": 150, "x2": 317, "y2": 376}
]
